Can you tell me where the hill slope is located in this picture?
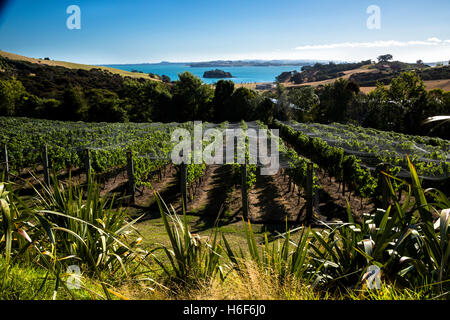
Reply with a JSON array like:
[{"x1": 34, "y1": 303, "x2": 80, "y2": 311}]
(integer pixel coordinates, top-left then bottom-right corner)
[
  {"x1": 0, "y1": 50, "x2": 158, "y2": 81},
  {"x1": 278, "y1": 61, "x2": 450, "y2": 93}
]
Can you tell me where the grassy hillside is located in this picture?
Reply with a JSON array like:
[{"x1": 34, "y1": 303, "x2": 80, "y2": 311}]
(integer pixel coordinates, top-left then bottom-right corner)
[
  {"x1": 0, "y1": 50, "x2": 159, "y2": 81},
  {"x1": 271, "y1": 60, "x2": 450, "y2": 93},
  {"x1": 359, "y1": 79, "x2": 450, "y2": 94}
]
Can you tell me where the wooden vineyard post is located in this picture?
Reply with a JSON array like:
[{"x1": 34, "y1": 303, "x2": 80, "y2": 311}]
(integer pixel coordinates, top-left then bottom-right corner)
[
  {"x1": 126, "y1": 151, "x2": 136, "y2": 205},
  {"x1": 84, "y1": 149, "x2": 91, "y2": 183},
  {"x1": 2, "y1": 144, "x2": 9, "y2": 181},
  {"x1": 241, "y1": 162, "x2": 249, "y2": 220},
  {"x1": 180, "y1": 162, "x2": 188, "y2": 209},
  {"x1": 380, "y1": 163, "x2": 390, "y2": 209},
  {"x1": 42, "y1": 145, "x2": 51, "y2": 187},
  {"x1": 305, "y1": 162, "x2": 314, "y2": 223}
]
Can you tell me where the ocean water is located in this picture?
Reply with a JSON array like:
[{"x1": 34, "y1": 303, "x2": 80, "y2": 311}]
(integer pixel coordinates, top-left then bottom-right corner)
[{"x1": 102, "y1": 63, "x2": 304, "y2": 84}]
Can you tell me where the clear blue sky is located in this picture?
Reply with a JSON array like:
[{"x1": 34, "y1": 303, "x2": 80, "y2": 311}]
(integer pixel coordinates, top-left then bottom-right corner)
[{"x1": 0, "y1": 0, "x2": 449, "y2": 64}]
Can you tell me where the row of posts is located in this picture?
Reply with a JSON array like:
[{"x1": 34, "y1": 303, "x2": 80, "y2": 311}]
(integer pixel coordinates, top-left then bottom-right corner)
[
  {"x1": 1, "y1": 143, "x2": 317, "y2": 221},
  {"x1": 1, "y1": 144, "x2": 137, "y2": 204},
  {"x1": 1, "y1": 143, "x2": 392, "y2": 216}
]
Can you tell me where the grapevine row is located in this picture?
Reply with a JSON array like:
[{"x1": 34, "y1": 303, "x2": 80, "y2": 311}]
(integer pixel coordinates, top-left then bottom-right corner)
[
  {"x1": 287, "y1": 121, "x2": 449, "y2": 178},
  {"x1": 272, "y1": 119, "x2": 378, "y2": 198}
]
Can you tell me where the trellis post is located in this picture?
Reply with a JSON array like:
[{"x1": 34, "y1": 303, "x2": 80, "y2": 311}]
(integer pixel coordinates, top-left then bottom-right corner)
[
  {"x1": 380, "y1": 163, "x2": 390, "y2": 209},
  {"x1": 241, "y1": 162, "x2": 249, "y2": 220},
  {"x1": 306, "y1": 162, "x2": 314, "y2": 222},
  {"x1": 126, "y1": 151, "x2": 136, "y2": 204},
  {"x1": 84, "y1": 148, "x2": 91, "y2": 183},
  {"x1": 180, "y1": 162, "x2": 188, "y2": 209},
  {"x1": 2, "y1": 144, "x2": 9, "y2": 181},
  {"x1": 42, "y1": 145, "x2": 51, "y2": 186}
]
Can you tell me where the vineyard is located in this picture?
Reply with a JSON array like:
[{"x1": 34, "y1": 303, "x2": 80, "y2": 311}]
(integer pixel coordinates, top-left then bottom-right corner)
[
  {"x1": 1, "y1": 116, "x2": 449, "y2": 224},
  {"x1": 1, "y1": 116, "x2": 449, "y2": 300}
]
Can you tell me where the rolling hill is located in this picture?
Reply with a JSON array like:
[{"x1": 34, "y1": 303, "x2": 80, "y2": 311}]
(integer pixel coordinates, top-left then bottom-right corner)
[
  {"x1": 275, "y1": 60, "x2": 450, "y2": 93},
  {"x1": 0, "y1": 50, "x2": 159, "y2": 81}
]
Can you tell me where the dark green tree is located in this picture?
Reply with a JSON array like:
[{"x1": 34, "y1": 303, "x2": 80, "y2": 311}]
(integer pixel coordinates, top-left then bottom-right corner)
[
  {"x1": 229, "y1": 87, "x2": 256, "y2": 121},
  {"x1": 61, "y1": 86, "x2": 88, "y2": 121},
  {"x1": 288, "y1": 86, "x2": 320, "y2": 122},
  {"x1": 273, "y1": 83, "x2": 292, "y2": 121},
  {"x1": 121, "y1": 80, "x2": 172, "y2": 122},
  {"x1": 377, "y1": 54, "x2": 393, "y2": 63},
  {"x1": 315, "y1": 78, "x2": 356, "y2": 123},
  {"x1": 0, "y1": 78, "x2": 27, "y2": 116},
  {"x1": 212, "y1": 80, "x2": 234, "y2": 121},
  {"x1": 255, "y1": 97, "x2": 275, "y2": 123},
  {"x1": 388, "y1": 72, "x2": 428, "y2": 133},
  {"x1": 172, "y1": 72, "x2": 214, "y2": 121},
  {"x1": 86, "y1": 89, "x2": 128, "y2": 122},
  {"x1": 161, "y1": 75, "x2": 171, "y2": 83}
]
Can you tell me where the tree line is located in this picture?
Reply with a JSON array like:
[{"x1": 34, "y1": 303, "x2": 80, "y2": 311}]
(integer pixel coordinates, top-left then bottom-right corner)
[{"x1": 280, "y1": 73, "x2": 449, "y2": 138}]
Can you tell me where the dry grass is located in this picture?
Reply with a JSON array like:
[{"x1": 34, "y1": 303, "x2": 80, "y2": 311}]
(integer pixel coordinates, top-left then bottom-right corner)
[
  {"x1": 183, "y1": 261, "x2": 322, "y2": 300},
  {"x1": 115, "y1": 260, "x2": 323, "y2": 300},
  {"x1": 359, "y1": 79, "x2": 450, "y2": 94}
]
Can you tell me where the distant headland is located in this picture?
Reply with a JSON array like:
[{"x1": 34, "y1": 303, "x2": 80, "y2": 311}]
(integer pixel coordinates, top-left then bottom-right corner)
[{"x1": 189, "y1": 60, "x2": 324, "y2": 68}]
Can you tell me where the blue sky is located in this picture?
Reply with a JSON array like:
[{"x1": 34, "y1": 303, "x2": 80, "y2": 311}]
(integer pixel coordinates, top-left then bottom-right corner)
[{"x1": 0, "y1": 0, "x2": 449, "y2": 64}]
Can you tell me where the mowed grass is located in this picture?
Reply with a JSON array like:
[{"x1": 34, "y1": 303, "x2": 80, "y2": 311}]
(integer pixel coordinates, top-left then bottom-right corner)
[
  {"x1": 136, "y1": 214, "x2": 263, "y2": 255},
  {"x1": 134, "y1": 207, "x2": 317, "y2": 265}
]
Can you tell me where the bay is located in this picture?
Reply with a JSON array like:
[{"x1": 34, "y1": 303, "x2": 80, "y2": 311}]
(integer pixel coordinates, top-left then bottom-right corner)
[{"x1": 102, "y1": 63, "x2": 304, "y2": 84}]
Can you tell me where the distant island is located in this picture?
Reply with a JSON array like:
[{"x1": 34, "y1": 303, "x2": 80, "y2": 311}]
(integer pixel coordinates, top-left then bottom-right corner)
[
  {"x1": 190, "y1": 60, "x2": 324, "y2": 68},
  {"x1": 203, "y1": 69, "x2": 233, "y2": 78}
]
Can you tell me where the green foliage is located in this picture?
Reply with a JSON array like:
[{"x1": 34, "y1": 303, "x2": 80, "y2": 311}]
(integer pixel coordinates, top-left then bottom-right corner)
[
  {"x1": 0, "y1": 117, "x2": 186, "y2": 185},
  {"x1": 213, "y1": 80, "x2": 235, "y2": 122},
  {"x1": 34, "y1": 174, "x2": 144, "y2": 275},
  {"x1": 273, "y1": 120, "x2": 377, "y2": 197},
  {"x1": 61, "y1": 86, "x2": 89, "y2": 121},
  {"x1": 153, "y1": 192, "x2": 224, "y2": 287},
  {"x1": 1, "y1": 156, "x2": 448, "y2": 300},
  {"x1": 363, "y1": 72, "x2": 449, "y2": 137},
  {"x1": 288, "y1": 86, "x2": 319, "y2": 121},
  {"x1": 0, "y1": 78, "x2": 27, "y2": 116},
  {"x1": 229, "y1": 87, "x2": 257, "y2": 122},
  {"x1": 172, "y1": 72, "x2": 214, "y2": 121},
  {"x1": 223, "y1": 220, "x2": 318, "y2": 283},
  {"x1": 315, "y1": 78, "x2": 357, "y2": 122},
  {"x1": 121, "y1": 79, "x2": 172, "y2": 122},
  {"x1": 310, "y1": 158, "x2": 449, "y2": 295},
  {"x1": 274, "y1": 119, "x2": 449, "y2": 197},
  {"x1": 85, "y1": 88, "x2": 127, "y2": 122},
  {"x1": 377, "y1": 54, "x2": 393, "y2": 63},
  {"x1": 0, "y1": 176, "x2": 150, "y2": 300},
  {"x1": 259, "y1": 120, "x2": 320, "y2": 194}
]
